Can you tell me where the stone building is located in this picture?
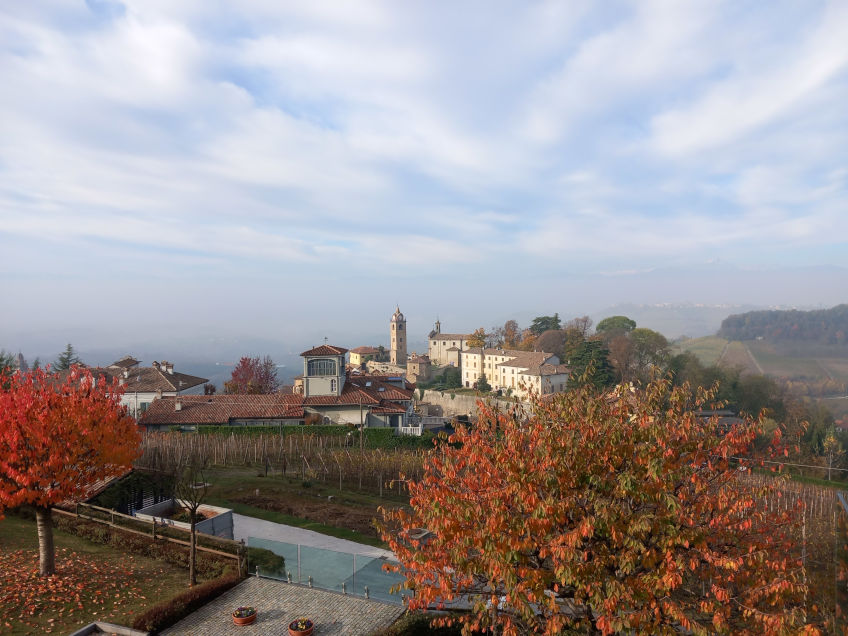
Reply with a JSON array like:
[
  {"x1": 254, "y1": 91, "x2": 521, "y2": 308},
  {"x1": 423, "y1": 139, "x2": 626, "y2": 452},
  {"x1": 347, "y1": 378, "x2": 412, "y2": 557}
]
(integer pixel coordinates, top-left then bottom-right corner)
[
  {"x1": 390, "y1": 307, "x2": 407, "y2": 365},
  {"x1": 427, "y1": 319, "x2": 470, "y2": 367}
]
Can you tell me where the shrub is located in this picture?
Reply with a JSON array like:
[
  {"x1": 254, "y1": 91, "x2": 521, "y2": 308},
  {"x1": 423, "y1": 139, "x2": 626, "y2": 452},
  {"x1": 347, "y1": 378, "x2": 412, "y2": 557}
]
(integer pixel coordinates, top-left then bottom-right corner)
[
  {"x1": 52, "y1": 514, "x2": 235, "y2": 579},
  {"x1": 132, "y1": 571, "x2": 242, "y2": 633},
  {"x1": 246, "y1": 546, "x2": 285, "y2": 578}
]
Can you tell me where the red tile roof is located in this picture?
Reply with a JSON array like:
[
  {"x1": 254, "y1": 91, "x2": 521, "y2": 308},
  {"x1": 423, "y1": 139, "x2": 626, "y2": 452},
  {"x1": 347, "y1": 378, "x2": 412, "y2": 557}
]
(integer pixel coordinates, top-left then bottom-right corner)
[
  {"x1": 139, "y1": 371, "x2": 414, "y2": 427},
  {"x1": 140, "y1": 394, "x2": 304, "y2": 425},
  {"x1": 300, "y1": 345, "x2": 349, "y2": 356}
]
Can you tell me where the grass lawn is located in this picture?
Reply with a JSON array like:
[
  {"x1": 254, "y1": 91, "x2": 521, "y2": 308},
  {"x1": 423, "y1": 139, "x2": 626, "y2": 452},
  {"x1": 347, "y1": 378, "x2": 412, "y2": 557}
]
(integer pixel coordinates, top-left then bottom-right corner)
[
  {"x1": 0, "y1": 514, "x2": 189, "y2": 635},
  {"x1": 673, "y1": 336, "x2": 728, "y2": 366},
  {"x1": 204, "y1": 466, "x2": 408, "y2": 549}
]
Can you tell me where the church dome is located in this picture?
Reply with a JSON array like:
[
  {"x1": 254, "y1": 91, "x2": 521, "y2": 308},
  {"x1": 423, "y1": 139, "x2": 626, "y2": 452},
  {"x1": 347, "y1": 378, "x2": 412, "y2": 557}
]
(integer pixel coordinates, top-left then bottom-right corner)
[{"x1": 391, "y1": 306, "x2": 405, "y2": 322}]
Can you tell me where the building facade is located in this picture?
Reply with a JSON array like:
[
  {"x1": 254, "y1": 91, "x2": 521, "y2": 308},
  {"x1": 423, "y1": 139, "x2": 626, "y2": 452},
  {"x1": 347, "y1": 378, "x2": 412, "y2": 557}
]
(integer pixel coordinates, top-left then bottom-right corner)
[
  {"x1": 460, "y1": 348, "x2": 570, "y2": 400},
  {"x1": 427, "y1": 320, "x2": 471, "y2": 367}
]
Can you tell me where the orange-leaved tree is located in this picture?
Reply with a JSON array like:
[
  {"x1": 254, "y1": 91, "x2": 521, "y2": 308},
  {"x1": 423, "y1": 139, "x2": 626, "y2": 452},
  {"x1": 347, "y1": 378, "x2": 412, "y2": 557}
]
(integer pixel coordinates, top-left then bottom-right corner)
[
  {"x1": 0, "y1": 366, "x2": 140, "y2": 576},
  {"x1": 381, "y1": 379, "x2": 816, "y2": 635}
]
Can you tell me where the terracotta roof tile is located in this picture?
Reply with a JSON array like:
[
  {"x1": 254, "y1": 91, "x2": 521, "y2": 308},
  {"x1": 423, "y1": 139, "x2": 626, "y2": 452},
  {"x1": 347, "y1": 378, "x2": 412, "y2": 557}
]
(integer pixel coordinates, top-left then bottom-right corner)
[
  {"x1": 140, "y1": 394, "x2": 304, "y2": 425},
  {"x1": 300, "y1": 345, "x2": 349, "y2": 356}
]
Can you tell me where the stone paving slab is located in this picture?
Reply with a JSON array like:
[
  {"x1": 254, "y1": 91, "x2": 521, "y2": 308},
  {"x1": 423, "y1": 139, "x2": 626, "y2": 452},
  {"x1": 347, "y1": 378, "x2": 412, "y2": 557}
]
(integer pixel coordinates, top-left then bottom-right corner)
[{"x1": 162, "y1": 577, "x2": 405, "y2": 636}]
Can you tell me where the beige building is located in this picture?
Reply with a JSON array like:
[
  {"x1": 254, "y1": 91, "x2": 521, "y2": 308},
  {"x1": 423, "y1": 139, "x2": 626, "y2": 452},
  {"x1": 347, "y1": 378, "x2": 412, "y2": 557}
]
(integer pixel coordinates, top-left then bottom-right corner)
[
  {"x1": 390, "y1": 307, "x2": 407, "y2": 365},
  {"x1": 460, "y1": 348, "x2": 570, "y2": 400},
  {"x1": 427, "y1": 320, "x2": 470, "y2": 367},
  {"x1": 349, "y1": 346, "x2": 380, "y2": 367}
]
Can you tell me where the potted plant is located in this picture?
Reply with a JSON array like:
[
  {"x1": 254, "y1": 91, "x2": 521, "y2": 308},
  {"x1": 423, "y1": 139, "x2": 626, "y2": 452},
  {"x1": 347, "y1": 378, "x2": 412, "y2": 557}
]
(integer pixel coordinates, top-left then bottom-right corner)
[
  {"x1": 288, "y1": 617, "x2": 314, "y2": 636},
  {"x1": 232, "y1": 606, "x2": 257, "y2": 626}
]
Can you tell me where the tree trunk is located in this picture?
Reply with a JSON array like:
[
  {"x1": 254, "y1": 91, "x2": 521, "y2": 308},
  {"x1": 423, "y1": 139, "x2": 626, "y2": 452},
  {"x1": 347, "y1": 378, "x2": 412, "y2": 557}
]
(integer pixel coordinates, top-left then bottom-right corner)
[
  {"x1": 35, "y1": 506, "x2": 55, "y2": 576},
  {"x1": 189, "y1": 516, "x2": 197, "y2": 586}
]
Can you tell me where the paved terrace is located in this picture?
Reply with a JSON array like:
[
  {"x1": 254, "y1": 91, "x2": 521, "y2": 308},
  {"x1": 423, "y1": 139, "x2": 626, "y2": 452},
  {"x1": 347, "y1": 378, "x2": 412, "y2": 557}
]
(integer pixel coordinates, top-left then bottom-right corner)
[{"x1": 162, "y1": 577, "x2": 404, "y2": 636}]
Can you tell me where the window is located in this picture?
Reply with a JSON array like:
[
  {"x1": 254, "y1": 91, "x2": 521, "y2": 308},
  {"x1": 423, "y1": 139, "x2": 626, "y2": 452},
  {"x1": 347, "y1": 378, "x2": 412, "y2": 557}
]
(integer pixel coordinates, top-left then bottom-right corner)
[
  {"x1": 307, "y1": 358, "x2": 337, "y2": 376},
  {"x1": 330, "y1": 379, "x2": 337, "y2": 392}
]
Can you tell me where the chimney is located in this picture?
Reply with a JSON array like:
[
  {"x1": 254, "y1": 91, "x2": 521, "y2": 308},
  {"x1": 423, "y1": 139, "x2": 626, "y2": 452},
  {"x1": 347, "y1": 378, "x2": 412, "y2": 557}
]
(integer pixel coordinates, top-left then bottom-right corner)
[
  {"x1": 152, "y1": 361, "x2": 160, "y2": 370},
  {"x1": 156, "y1": 388, "x2": 162, "y2": 399},
  {"x1": 175, "y1": 399, "x2": 182, "y2": 412},
  {"x1": 123, "y1": 368, "x2": 129, "y2": 378}
]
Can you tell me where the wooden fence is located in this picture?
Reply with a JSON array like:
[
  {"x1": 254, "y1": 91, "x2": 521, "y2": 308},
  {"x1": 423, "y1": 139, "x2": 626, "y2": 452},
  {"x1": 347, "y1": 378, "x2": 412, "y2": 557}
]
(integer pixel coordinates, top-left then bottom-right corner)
[{"x1": 54, "y1": 502, "x2": 246, "y2": 574}]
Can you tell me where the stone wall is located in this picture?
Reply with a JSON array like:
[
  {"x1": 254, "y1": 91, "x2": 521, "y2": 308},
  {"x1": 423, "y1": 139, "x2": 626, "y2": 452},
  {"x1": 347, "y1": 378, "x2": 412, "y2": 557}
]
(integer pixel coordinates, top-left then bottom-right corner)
[{"x1": 419, "y1": 389, "x2": 520, "y2": 418}]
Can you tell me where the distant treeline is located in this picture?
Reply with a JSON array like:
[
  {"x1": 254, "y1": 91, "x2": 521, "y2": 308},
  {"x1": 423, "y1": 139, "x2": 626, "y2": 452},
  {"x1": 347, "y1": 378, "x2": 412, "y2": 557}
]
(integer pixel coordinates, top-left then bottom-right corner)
[{"x1": 718, "y1": 304, "x2": 848, "y2": 344}]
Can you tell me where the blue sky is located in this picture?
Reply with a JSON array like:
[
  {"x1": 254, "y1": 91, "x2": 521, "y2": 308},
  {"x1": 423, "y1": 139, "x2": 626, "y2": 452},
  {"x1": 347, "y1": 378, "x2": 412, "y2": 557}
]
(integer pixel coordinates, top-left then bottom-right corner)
[{"x1": 1, "y1": 1, "x2": 847, "y2": 354}]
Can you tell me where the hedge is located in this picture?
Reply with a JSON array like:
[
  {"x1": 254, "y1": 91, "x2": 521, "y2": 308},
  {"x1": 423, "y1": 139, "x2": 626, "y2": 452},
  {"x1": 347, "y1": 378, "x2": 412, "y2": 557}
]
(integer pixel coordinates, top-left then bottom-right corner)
[
  {"x1": 51, "y1": 514, "x2": 236, "y2": 580},
  {"x1": 131, "y1": 571, "x2": 243, "y2": 633}
]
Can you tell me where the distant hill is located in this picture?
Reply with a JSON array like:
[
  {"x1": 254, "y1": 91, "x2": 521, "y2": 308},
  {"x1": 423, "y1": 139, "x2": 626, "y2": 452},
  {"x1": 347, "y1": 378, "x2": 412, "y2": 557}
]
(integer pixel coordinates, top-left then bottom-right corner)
[
  {"x1": 590, "y1": 303, "x2": 760, "y2": 339},
  {"x1": 718, "y1": 304, "x2": 848, "y2": 345}
]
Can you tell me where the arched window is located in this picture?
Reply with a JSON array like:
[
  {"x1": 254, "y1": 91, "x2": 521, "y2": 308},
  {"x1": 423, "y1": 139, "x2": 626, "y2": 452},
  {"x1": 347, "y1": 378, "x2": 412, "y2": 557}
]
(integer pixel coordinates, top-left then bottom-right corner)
[
  {"x1": 308, "y1": 358, "x2": 337, "y2": 376},
  {"x1": 330, "y1": 378, "x2": 337, "y2": 392}
]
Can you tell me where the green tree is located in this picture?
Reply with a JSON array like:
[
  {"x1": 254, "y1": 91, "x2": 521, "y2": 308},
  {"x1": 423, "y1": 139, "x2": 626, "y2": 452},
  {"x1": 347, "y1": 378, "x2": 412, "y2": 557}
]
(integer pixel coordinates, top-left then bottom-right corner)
[
  {"x1": 530, "y1": 313, "x2": 561, "y2": 335},
  {"x1": 443, "y1": 366, "x2": 462, "y2": 389},
  {"x1": 0, "y1": 349, "x2": 16, "y2": 386},
  {"x1": 53, "y1": 343, "x2": 81, "y2": 370},
  {"x1": 476, "y1": 373, "x2": 491, "y2": 392},
  {"x1": 567, "y1": 340, "x2": 615, "y2": 389},
  {"x1": 630, "y1": 327, "x2": 670, "y2": 380},
  {"x1": 596, "y1": 315, "x2": 637, "y2": 334}
]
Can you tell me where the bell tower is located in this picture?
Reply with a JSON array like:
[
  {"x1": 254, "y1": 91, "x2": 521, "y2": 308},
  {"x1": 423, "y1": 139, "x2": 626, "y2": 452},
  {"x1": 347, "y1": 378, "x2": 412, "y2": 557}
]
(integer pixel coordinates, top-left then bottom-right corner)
[{"x1": 390, "y1": 306, "x2": 407, "y2": 365}]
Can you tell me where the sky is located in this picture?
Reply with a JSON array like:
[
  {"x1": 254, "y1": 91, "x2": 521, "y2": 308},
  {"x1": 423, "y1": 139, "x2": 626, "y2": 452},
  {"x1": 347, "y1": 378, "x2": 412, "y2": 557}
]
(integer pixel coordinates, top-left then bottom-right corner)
[{"x1": 1, "y1": 1, "x2": 847, "y2": 360}]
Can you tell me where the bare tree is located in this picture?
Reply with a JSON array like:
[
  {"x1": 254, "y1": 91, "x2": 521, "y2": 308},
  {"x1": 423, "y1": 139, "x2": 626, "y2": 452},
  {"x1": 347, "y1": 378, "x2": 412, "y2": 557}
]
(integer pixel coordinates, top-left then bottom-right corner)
[{"x1": 171, "y1": 452, "x2": 210, "y2": 586}]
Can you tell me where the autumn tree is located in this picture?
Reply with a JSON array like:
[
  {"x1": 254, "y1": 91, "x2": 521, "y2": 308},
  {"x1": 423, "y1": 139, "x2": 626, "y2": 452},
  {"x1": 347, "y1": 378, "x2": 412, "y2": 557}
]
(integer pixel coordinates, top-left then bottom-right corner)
[
  {"x1": 224, "y1": 355, "x2": 279, "y2": 394},
  {"x1": 467, "y1": 328, "x2": 487, "y2": 349},
  {"x1": 53, "y1": 343, "x2": 81, "y2": 370},
  {"x1": 565, "y1": 314, "x2": 593, "y2": 338},
  {"x1": 502, "y1": 320, "x2": 520, "y2": 348},
  {"x1": 517, "y1": 329, "x2": 538, "y2": 351},
  {"x1": 0, "y1": 349, "x2": 15, "y2": 388},
  {"x1": 381, "y1": 380, "x2": 811, "y2": 635},
  {"x1": 0, "y1": 367, "x2": 140, "y2": 576}
]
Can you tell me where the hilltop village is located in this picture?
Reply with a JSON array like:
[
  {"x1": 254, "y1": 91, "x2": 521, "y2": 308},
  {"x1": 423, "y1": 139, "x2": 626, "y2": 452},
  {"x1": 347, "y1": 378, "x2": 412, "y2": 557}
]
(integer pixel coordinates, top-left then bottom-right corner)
[{"x1": 133, "y1": 306, "x2": 570, "y2": 434}]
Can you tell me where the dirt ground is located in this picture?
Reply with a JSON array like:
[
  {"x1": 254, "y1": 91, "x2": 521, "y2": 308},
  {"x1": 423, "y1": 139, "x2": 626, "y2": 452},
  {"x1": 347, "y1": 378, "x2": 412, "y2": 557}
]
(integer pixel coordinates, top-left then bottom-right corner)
[{"x1": 233, "y1": 493, "x2": 386, "y2": 537}]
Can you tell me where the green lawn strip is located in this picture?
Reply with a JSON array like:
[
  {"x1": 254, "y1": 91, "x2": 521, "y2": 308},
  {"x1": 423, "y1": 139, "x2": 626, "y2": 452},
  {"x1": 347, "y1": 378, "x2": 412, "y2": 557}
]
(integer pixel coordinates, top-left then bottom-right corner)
[
  {"x1": 205, "y1": 497, "x2": 389, "y2": 549},
  {"x1": 751, "y1": 467, "x2": 848, "y2": 491},
  {"x1": 0, "y1": 514, "x2": 187, "y2": 635}
]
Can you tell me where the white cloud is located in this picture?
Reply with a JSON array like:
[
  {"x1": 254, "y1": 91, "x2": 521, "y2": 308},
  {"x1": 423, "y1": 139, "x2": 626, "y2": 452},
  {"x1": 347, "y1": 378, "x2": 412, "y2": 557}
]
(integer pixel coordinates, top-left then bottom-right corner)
[{"x1": 650, "y1": 1, "x2": 848, "y2": 157}]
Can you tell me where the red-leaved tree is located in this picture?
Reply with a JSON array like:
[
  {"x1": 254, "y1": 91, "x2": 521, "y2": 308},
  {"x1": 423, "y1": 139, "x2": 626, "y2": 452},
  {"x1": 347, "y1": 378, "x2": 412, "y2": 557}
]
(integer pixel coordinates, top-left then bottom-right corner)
[
  {"x1": 381, "y1": 379, "x2": 818, "y2": 635},
  {"x1": 0, "y1": 366, "x2": 140, "y2": 576},
  {"x1": 224, "y1": 355, "x2": 279, "y2": 394}
]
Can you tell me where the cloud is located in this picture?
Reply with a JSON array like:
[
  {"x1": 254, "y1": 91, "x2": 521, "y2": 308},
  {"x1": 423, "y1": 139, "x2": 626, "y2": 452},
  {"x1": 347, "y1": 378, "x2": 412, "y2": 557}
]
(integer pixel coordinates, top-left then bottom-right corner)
[
  {"x1": 650, "y1": 1, "x2": 848, "y2": 157},
  {"x1": 0, "y1": 0, "x2": 847, "y2": 341}
]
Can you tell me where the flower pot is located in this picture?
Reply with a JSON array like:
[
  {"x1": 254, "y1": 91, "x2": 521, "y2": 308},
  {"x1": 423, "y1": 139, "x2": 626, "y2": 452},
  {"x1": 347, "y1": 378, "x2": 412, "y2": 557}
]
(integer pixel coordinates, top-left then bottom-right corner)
[
  {"x1": 288, "y1": 620, "x2": 314, "y2": 636},
  {"x1": 232, "y1": 607, "x2": 257, "y2": 625}
]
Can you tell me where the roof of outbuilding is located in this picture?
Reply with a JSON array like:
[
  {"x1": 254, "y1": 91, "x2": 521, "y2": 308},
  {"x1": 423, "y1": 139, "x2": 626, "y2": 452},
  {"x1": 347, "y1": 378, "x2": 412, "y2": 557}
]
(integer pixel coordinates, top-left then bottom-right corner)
[
  {"x1": 58, "y1": 365, "x2": 208, "y2": 393},
  {"x1": 139, "y1": 394, "x2": 305, "y2": 425}
]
